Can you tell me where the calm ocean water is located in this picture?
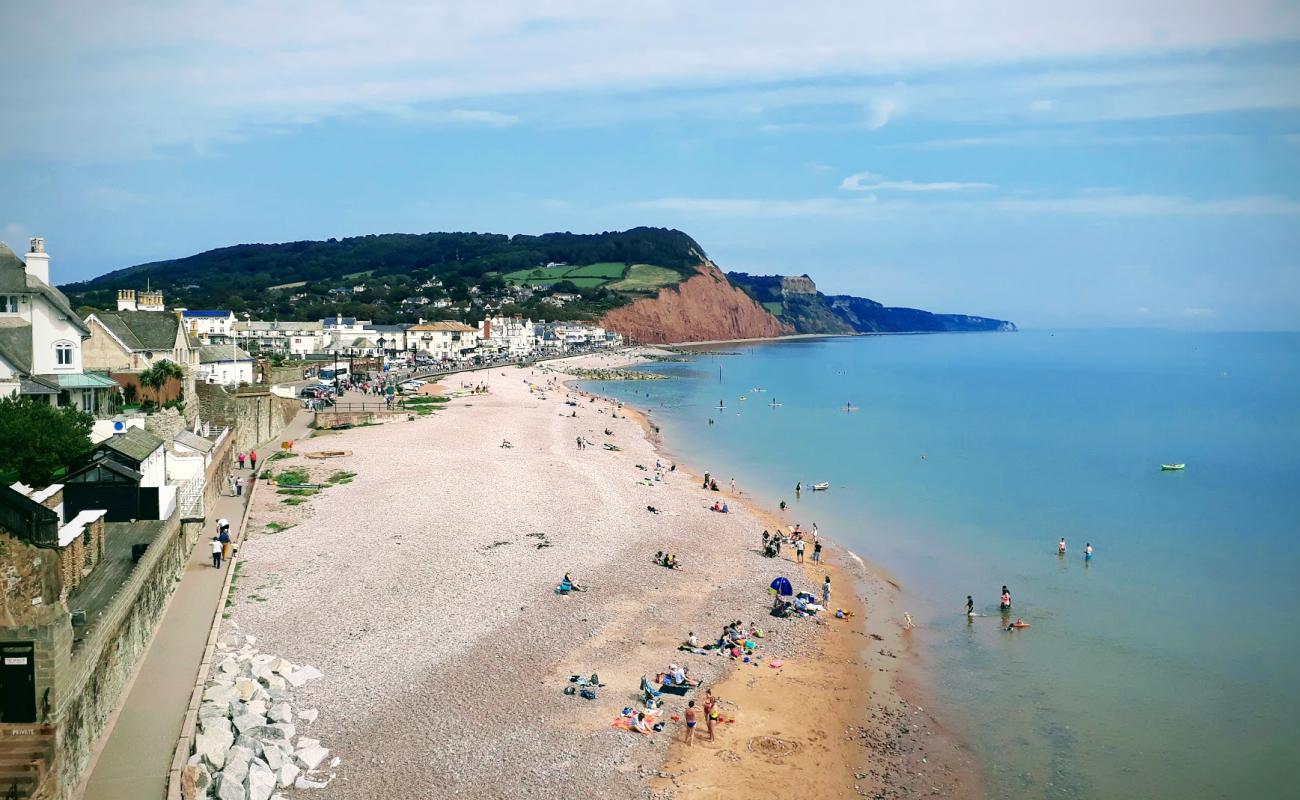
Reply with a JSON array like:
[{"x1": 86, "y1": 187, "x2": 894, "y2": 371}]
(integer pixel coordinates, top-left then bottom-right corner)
[{"x1": 582, "y1": 330, "x2": 1300, "y2": 800}]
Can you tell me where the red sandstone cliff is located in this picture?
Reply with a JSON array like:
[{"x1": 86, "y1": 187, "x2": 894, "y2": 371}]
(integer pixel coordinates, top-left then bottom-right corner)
[{"x1": 600, "y1": 263, "x2": 792, "y2": 344}]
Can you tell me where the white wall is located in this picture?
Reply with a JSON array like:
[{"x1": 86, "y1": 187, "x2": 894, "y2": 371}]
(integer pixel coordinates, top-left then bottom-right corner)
[
  {"x1": 139, "y1": 446, "x2": 166, "y2": 487},
  {"x1": 28, "y1": 295, "x2": 84, "y2": 375},
  {"x1": 200, "y1": 360, "x2": 254, "y2": 385}
]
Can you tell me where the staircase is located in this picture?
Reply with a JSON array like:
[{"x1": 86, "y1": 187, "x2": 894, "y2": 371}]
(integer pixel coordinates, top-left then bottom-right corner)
[{"x1": 0, "y1": 726, "x2": 56, "y2": 800}]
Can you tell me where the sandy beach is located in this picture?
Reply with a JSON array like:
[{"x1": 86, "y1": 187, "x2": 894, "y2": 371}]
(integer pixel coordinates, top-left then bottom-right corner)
[{"x1": 221, "y1": 348, "x2": 978, "y2": 799}]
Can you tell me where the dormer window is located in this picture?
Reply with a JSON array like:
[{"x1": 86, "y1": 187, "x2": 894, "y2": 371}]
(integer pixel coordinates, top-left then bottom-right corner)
[{"x1": 55, "y1": 342, "x2": 74, "y2": 366}]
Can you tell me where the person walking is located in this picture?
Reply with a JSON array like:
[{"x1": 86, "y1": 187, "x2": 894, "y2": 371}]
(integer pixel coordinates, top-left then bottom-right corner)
[
  {"x1": 249, "y1": 450, "x2": 258, "y2": 472},
  {"x1": 210, "y1": 537, "x2": 223, "y2": 568},
  {"x1": 812, "y1": 539, "x2": 823, "y2": 563},
  {"x1": 822, "y1": 575, "x2": 831, "y2": 607},
  {"x1": 219, "y1": 527, "x2": 232, "y2": 561},
  {"x1": 237, "y1": 451, "x2": 246, "y2": 469},
  {"x1": 683, "y1": 700, "x2": 698, "y2": 746},
  {"x1": 730, "y1": 477, "x2": 737, "y2": 493},
  {"x1": 795, "y1": 537, "x2": 806, "y2": 563},
  {"x1": 235, "y1": 476, "x2": 244, "y2": 497}
]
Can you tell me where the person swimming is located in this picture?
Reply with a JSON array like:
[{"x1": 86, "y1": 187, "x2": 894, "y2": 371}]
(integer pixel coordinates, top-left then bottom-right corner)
[{"x1": 1007, "y1": 618, "x2": 1030, "y2": 630}]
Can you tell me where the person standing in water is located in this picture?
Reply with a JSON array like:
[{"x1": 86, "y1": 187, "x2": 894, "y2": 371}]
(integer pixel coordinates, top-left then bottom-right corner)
[
  {"x1": 966, "y1": 595, "x2": 975, "y2": 616},
  {"x1": 795, "y1": 481, "x2": 802, "y2": 494},
  {"x1": 1085, "y1": 543, "x2": 1093, "y2": 560},
  {"x1": 1000, "y1": 586, "x2": 1012, "y2": 611},
  {"x1": 1058, "y1": 537, "x2": 1067, "y2": 555}
]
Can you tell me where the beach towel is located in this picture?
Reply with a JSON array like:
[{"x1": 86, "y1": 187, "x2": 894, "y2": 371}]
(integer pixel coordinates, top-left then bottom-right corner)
[
  {"x1": 769, "y1": 659, "x2": 785, "y2": 668},
  {"x1": 611, "y1": 708, "x2": 663, "y2": 735}
]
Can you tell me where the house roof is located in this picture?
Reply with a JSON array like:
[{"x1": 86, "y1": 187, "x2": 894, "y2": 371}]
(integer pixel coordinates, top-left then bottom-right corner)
[
  {"x1": 0, "y1": 322, "x2": 32, "y2": 373},
  {"x1": 197, "y1": 344, "x2": 253, "y2": 363},
  {"x1": 46, "y1": 371, "x2": 120, "y2": 389},
  {"x1": 321, "y1": 316, "x2": 358, "y2": 327},
  {"x1": 0, "y1": 241, "x2": 90, "y2": 335},
  {"x1": 235, "y1": 320, "x2": 323, "y2": 332},
  {"x1": 98, "y1": 426, "x2": 165, "y2": 463},
  {"x1": 173, "y1": 430, "x2": 215, "y2": 453},
  {"x1": 409, "y1": 322, "x2": 477, "y2": 332},
  {"x1": 19, "y1": 377, "x2": 60, "y2": 395},
  {"x1": 90, "y1": 310, "x2": 182, "y2": 351},
  {"x1": 181, "y1": 310, "x2": 232, "y2": 318},
  {"x1": 370, "y1": 324, "x2": 409, "y2": 333},
  {"x1": 65, "y1": 455, "x2": 143, "y2": 484}
]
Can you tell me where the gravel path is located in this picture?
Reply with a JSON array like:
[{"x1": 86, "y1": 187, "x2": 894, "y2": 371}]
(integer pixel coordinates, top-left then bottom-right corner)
[{"x1": 225, "y1": 356, "x2": 827, "y2": 799}]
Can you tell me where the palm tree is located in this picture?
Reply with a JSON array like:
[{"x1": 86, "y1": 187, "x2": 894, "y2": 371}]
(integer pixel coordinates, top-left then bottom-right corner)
[{"x1": 139, "y1": 360, "x2": 185, "y2": 403}]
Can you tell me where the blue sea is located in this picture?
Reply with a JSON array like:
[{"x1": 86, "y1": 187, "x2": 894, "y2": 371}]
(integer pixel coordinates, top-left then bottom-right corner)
[{"x1": 581, "y1": 330, "x2": 1300, "y2": 800}]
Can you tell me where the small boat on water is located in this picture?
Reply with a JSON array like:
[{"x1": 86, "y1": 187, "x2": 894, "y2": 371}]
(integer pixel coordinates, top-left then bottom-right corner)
[
  {"x1": 752, "y1": 387, "x2": 767, "y2": 392},
  {"x1": 1161, "y1": 463, "x2": 1186, "y2": 471},
  {"x1": 812, "y1": 481, "x2": 830, "y2": 491},
  {"x1": 769, "y1": 400, "x2": 782, "y2": 408},
  {"x1": 739, "y1": 395, "x2": 748, "y2": 401}
]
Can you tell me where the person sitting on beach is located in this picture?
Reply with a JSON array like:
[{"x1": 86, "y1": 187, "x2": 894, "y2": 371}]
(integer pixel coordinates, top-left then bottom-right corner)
[
  {"x1": 665, "y1": 553, "x2": 680, "y2": 569},
  {"x1": 500, "y1": 440, "x2": 512, "y2": 448},
  {"x1": 604, "y1": 427, "x2": 613, "y2": 436},
  {"x1": 656, "y1": 664, "x2": 699, "y2": 688},
  {"x1": 720, "y1": 502, "x2": 729, "y2": 513},
  {"x1": 629, "y1": 712, "x2": 651, "y2": 734},
  {"x1": 560, "y1": 572, "x2": 586, "y2": 592},
  {"x1": 685, "y1": 631, "x2": 699, "y2": 648}
]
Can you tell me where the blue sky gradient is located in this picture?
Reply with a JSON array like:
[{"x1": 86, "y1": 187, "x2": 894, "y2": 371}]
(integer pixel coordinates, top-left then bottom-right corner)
[{"x1": 1, "y1": 1, "x2": 1298, "y2": 329}]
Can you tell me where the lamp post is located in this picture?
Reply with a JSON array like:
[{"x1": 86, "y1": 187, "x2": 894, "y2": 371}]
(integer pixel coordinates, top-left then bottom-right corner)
[{"x1": 332, "y1": 349, "x2": 340, "y2": 398}]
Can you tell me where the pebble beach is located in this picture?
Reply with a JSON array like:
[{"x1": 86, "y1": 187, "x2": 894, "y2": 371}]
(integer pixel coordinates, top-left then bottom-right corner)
[{"x1": 219, "y1": 350, "x2": 977, "y2": 799}]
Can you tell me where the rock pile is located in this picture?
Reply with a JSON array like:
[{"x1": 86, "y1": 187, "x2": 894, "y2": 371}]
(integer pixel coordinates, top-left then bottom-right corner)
[{"x1": 180, "y1": 629, "x2": 337, "y2": 800}]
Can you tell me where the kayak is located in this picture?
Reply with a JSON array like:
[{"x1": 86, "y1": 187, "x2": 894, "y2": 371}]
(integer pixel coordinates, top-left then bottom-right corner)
[
  {"x1": 1161, "y1": 463, "x2": 1186, "y2": 471},
  {"x1": 812, "y1": 482, "x2": 830, "y2": 491}
]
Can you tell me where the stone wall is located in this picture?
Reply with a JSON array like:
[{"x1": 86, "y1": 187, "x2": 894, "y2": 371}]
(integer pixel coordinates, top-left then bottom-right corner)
[
  {"x1": 0, "y1": 531, "x2": 63, "y2": 629},
  {"x1": 143, "y1": 407, "x2": 188, "y2": 442},
  {"x1": 313, "y1": 409, "x2": 412, "y2": 429},
  {"x1": 260, "y1": 362, "x2": 310, "y2": 385},
  {"x1": 196, "y1": 385, "x2": 298, "y2": 451}
]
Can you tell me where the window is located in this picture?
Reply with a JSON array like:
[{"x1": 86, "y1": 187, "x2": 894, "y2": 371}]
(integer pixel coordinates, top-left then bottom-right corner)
[
  {"x1": 1, "y1": 295, "x2": 17, "y2": 313},
  {"x1": 55, "y1": 342, "x2": 74, "y2": 366}
]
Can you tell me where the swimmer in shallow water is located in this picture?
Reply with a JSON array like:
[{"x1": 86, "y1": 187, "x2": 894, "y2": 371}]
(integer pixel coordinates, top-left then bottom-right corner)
[{"x1": 1007, "y1": 618, "x2": 1030, "y2": 630}]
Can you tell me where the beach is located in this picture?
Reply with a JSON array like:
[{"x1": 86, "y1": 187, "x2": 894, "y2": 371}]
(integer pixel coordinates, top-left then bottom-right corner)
[{"x1": 220, "y1": 348, "x2": 976, "y2": 799}]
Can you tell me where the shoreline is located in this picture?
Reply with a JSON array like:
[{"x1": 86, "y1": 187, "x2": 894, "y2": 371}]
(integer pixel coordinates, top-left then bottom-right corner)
[
  {"x1": 555, "y1": 349, "x2": 982, "y2": 798},
  {"x1": 214, "y1": 348, "x2": 978, "y2": 799}
]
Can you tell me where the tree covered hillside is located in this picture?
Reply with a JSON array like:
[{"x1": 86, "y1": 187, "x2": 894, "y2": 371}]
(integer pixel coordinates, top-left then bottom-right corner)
[{"x1": 62, "y1": 228, "x2": 706, "y2": 324}]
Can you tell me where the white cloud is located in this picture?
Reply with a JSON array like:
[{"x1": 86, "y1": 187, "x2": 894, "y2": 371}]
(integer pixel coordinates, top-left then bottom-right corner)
[
  {"x1": 1030, "y1": 99, "x2": 1055, "y2": 111},
  {"x1": 841, "y1": 170, "x2": 995, "y2": 192},
  {"x1": 3, "y1": 0, "x2": 1299, "y2": 159}
]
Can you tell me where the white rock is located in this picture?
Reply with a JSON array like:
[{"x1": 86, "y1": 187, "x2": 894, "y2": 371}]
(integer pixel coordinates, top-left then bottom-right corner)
[
  {"x1": 267, "y1": 675, "x2": 287, "y2": 693},
  {"x1": 266, "y1": 722, "x2": 296, "y2": 741},
  {"x1": 294, "y1": 737, "x2": 319, "y2": 751},
  {"x1": 282, "y1": 671, "x2": 308, "y2": 689},
  {"x1": 199, "y1": 715, "x2": 232, "y2": 738},
  {"x1": 195, "y1": 726, "x2": 233, "y2": 771},
  {"x1": 328, "y1": 756, "x2": 340, "y2": 768},
  {"x1": 294, "y1": 773, "x2": 330, "y2": 790},
  {"x1": 270, "y1": 658, "x2": 296, "y2": 676},
  {"x1": 245, "y1": 634, "x2": 258, "y2": 645},
  {"x1": 267, "y1": 702, "x2": 292, "y2": 723},
  {"x1": 296, "y1": 665, "x2": 323, "y2": 682},
  {"x1": 199, "y1": 702, "x2": 230, "y2": 722},
  {"x1": 223, "y1": 745, "x2": 254, "y2": 785},
  {"x1": 218, "y1": 658, "x2": 240, "y2": 675},
  {"x1": 277, "y1": 761, "x2": 300, "y2": 789},
  {"x1": 297, "y1": 708, "x2": 318, "y2": 724},
  {"x1": 203, "y1": 684, "x2": 240, "y2": 705},
  {"x1": 295, "y1": 744, "x2": 329, "y2": 771},
  {"x1": 246, "y1": 759, "x2": 277, "y2": 800},
  {"x1": 245, "y1": 700, "x2": 268, "y2": 717},
  {"x1": 232, "y1": 713, "x2": 266, "y2": 735},
  {"x1": 262, "y1": 745, "x2": 284, "y2": 771},
  {"x1": 213, "y1": 772, "x2": 246, "y2": 800},
  {"x1": 234, "y1": 677, "x2": 260, "y2": 701}
]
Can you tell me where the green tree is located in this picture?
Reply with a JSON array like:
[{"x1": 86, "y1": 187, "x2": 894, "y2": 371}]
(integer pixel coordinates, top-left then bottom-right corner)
[
  {"x1": 0, "y1": 397, "x2": 93, "y2": 486},
  {"x1": 139, "y1": 360, "x2": 185, "y2": 400}
]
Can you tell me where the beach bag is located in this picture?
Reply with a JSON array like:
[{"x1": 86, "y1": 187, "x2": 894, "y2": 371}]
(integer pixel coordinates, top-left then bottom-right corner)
[
  {"x1": 579, "y1": 689, "x2": 597, "y2": 700},
  {"x1": 564, "y1": 686, "x2": 576, "y2": 695}
]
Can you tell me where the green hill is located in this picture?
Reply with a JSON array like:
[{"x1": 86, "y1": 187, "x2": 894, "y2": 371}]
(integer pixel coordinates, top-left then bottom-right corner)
[{"x1": 61, "y1": 228, "x2": 705, "y2": 324}]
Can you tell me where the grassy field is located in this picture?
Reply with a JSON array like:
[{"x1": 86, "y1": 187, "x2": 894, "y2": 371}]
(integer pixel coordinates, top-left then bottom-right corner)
[
  {"x1": 503, "y1": 261, "x2": 683, "y2": 292},
  {"x1": 607, "y1": 264, "x2": 682, "y2": 292}
]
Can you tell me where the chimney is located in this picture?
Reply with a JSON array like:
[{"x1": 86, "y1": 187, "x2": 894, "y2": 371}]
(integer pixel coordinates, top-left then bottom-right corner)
[
  {"x1": 117, "y1": 289, "x2": 138, "y2": 311},
  {"x1": 25, "y1": 237, "x2": 50, "y2": 286},
  {"x1": 138, "y1": 290, "x2": 164, "y2": 311}
]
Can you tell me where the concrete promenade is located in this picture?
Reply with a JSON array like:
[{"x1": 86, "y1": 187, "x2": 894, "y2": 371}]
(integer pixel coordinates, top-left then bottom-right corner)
[{"x1": 80, "y1": 411, "x2": 313, "y2": 800}]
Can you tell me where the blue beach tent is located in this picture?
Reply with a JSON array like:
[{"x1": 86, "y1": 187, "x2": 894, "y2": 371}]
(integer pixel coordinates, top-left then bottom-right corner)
[{"x1": 769, "y1": 576, "x2": 793, "y2": 596}]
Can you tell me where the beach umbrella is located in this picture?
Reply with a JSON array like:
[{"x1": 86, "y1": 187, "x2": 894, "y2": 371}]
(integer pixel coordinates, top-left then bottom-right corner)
[{"x1": 769, "y1": 576, "x2": 793, "y2": 596}]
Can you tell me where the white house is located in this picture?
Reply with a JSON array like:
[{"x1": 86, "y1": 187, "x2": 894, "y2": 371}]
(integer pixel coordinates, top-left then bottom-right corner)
[
  {"x1": 0, "y1": 237, "x2": 119, "y2": 411},
  {"x1": 234, "y1": 319, "x2": 325, "y2": 356},
  {"x1": 182, "y1": 310, "x2": 237, "y2": 342},
  {"x1": 408, "y1": 321, "x2": 480, "y2": 362},
  {"x1": 197, "y1": 345, "x2": 255, "y2": 385},
  {"x1": 478, "y1": 316, "x2": 536, "y2": 357}
]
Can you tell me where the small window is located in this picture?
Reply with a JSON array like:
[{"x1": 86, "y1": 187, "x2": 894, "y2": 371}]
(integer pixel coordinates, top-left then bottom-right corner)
[
  {"x1": 55, "y1": 343, "x2": 74, "y2": 366},
  {"x1": 1, "y1": 295, "x2": 17, "y2": 313}
]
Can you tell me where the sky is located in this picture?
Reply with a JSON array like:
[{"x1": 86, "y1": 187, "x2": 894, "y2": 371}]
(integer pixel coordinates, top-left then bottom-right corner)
[{"x1": 1, "y1": 1, "x2": 1299, "y2": 330}]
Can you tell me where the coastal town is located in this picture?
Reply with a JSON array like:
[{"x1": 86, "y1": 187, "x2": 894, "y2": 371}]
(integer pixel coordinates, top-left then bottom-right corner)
[{"x1": 0, "y1": 236, "x2": 969, "y2": 800}]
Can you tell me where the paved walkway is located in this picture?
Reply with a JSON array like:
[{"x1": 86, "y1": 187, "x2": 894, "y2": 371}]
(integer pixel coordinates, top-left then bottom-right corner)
[{"x1": 80, "y1": 411, "x2": 313, "y2": 800}]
